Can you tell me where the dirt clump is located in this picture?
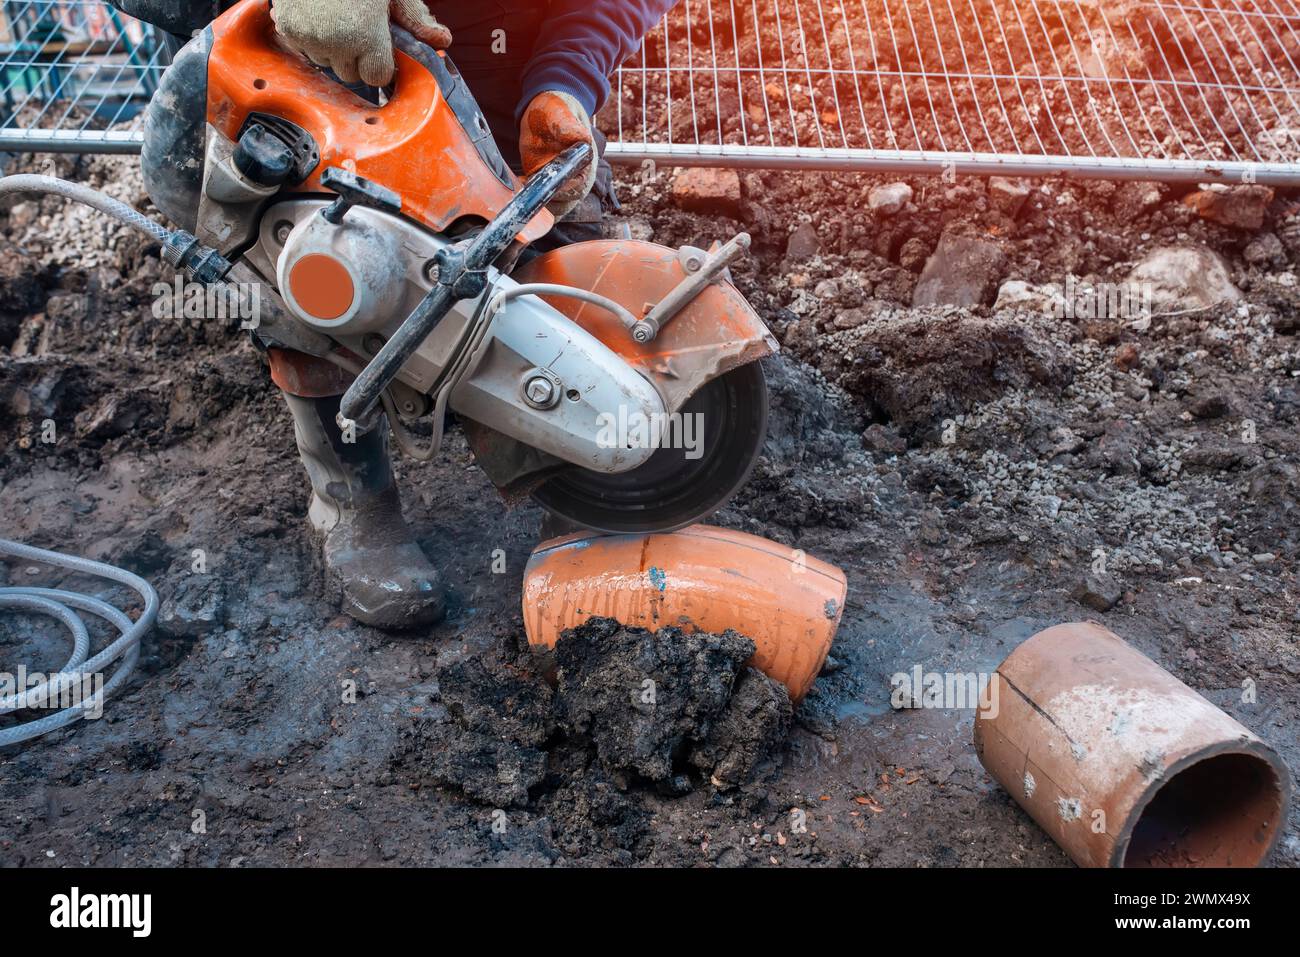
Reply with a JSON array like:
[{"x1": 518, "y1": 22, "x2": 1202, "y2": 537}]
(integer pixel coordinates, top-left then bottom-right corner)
[
  {"x1": 815, "y1": 306, "x2": 1073, "y2": 432},
  {"x1": 553, "y1": 617, "x2": 791, "y2": 789},
  {"x1": 398, "y1": 619, "x2": 792, "y2": 846}
]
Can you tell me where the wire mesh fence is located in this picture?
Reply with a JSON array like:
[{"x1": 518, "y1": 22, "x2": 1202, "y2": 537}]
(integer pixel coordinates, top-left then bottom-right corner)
[
  {"x1": 609, "y1": 0, "x2": 1300, "y2": 182},
  {"x1": 0, "y1": 0, "x2": 165, "y2": 152},
  {"x1": 2, "y1": 0, "x2": 1299, "y2": 184}
]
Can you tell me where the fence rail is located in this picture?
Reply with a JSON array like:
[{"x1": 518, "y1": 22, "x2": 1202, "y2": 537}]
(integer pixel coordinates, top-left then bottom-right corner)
[{"x1": 3, "y1": 0, "x2": 1300, "y2": 183}]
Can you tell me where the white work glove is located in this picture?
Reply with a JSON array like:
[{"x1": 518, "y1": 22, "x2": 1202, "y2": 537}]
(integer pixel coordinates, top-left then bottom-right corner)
[
  {"x1": 271, "y1": 0, "x2": 452, "y2": 87},
  {"x1": 519, "y1": 90, "x2": 598, "y2": 219}
]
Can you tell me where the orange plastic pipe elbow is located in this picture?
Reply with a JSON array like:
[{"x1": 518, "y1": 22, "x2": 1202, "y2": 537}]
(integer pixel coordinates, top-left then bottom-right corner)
[{"x1": 522, "y1": 525, "x2": 847, "y2": 702}]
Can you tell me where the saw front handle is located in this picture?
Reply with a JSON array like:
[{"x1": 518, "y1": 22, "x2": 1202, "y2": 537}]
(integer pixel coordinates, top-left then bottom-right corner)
[{"x1": 336, "y1": 141, "x2": 594, "y2": 430}]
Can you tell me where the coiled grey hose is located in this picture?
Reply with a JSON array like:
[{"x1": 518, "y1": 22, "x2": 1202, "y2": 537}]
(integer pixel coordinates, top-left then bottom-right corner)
[
  {"x1": 0, "y1": 539, "x2": 158, "y2": 746},
  {"x1": 0, "y1": 174, "x2": 170, "y2": 243},
  {"x1": 0, "y1": 179, "x2": 164, "y2": 745}
]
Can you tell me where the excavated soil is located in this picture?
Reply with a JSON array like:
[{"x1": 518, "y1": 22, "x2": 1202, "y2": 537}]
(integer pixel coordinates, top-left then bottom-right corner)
[{"x1": 1, "y1": 141, "x2": 1298, "y2": 866}]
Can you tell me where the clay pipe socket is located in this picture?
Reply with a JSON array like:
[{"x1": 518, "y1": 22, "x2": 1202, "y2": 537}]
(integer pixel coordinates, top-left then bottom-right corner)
[{"x1": 974, "y1": 622, "x2": 1290, "y2": 867}]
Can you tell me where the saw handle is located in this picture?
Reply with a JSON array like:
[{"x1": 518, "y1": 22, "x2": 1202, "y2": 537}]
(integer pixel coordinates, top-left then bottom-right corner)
[{"x1": 336, "y1": 141, "x2": 594, "y2": 430}]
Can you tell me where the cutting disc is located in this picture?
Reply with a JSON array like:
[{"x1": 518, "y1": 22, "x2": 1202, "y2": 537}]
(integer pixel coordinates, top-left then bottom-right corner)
[{"x1": 532, "y1": 361, "x2": 768, "y2": 534}]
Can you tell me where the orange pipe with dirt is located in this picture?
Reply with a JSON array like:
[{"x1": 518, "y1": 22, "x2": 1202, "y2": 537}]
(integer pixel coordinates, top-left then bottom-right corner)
[
  {"x1": 975, "y1": 622, "x2": 1290, "y2": 867},
  {"x1": 522, "y1": 525, "x2": 847, "y2": 702}
]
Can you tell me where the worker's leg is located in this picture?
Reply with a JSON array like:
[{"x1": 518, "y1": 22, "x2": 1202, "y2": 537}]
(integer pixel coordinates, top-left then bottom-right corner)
[{"x1": 271, "y1": 349, "x2": 447, "y2": 630}]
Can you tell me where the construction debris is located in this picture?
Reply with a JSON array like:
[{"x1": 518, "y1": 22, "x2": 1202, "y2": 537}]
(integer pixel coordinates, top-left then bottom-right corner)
[
  {"x1": 868, "y1": 183, "x2": 911, "y2": 216},
  {"x1": 1127, "y1": 246, "x2": 1242, "y2": 313},
  {"x1": 522, "y1": 526, "x2": 847, "y2": 703}
]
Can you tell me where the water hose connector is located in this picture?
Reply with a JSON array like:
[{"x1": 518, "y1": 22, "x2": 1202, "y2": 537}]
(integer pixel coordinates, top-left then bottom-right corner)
[{"x1": 161, "y1": 230, "x2": 235, "y2": 284}]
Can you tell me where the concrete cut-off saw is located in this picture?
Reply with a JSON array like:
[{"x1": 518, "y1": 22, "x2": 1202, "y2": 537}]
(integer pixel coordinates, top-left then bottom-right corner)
[{"x1": 137, "y1": 0, "x2": 776, "y2": 535}]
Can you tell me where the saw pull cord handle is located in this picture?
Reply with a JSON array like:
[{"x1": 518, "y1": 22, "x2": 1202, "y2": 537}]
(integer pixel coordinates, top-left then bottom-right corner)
[{"x1": 335, "y1": 140, "x2": 594, "y2": 431}]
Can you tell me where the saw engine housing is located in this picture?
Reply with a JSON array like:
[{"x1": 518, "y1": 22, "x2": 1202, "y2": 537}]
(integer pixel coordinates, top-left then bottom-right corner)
[{"x1": 144, "y1": 0, "x2": 778, "y2": 533}]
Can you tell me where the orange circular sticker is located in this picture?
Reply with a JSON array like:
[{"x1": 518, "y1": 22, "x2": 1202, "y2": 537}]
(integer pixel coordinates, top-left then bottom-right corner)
[{"x1": 289, "y1": 254, "x2": 355, "y2": 321}]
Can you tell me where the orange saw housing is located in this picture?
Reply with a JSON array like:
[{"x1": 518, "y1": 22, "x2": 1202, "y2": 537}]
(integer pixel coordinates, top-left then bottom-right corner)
[{"x1": 203, "y1": 0, "x2": 551, "y2": 244}]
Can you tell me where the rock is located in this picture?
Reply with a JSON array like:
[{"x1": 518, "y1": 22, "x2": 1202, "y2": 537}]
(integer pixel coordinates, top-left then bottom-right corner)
[
  {"x1": 1077, "y1": 35, "x2": 1146, "y2": 81},
  {"x1": 781, "y1": 318, "x2": 817, "y2": 353},
  {"x1": 912, "y1": 234, "x2": 1007, "y2": 307},
  {"x1": 1278, "y1": 215, "x2": 1300, "y2": 258},
  {"x1": 1072, "y1": 572, "x2": 1123, "y2": 612},
  {"x1": 1181, "y1": 184, "x2": 1273, "y2": 230},
  {"x1": 784, "y1": 222, "x2": 820, "y2": 262},
  {"x1": 868, "y1": 182, "x2": 912, "y2": 215},
  {"x1": 8, "y1": 201, "x2": 40, "y2": 230},
  {"x1": 832, "y1": 306, "x2": 871, "y2": 329},
  {"x1": 1126, "y1": 246, "x2": 1241, "y2": 313},
  {"x1": 157, "y1": 576, "x2": 226, "y2": 638},
  {"x1": 1243, "y1": 232, "x2": 1286, "y2": 268},
  {"x1": 1088, "y1": 419, "x2": 1145, "y2": 475},
  {"x1": 1189, "y1": 391, "x2": 1230, "y2": 419},
  {"x1": 988, "y1": 177, "x2": 1031, "y2": 216},
  {"x1": 861, "y1": 423, "x2": 906, "y2": 454},
  {"x1": 993, "y1": 279, "x2": 1032, "y2": 306},
  {"x1": 1246, "y1": 460, "x2": 1300, "y2": 504},
  {"x1": 669, "y1": 167, "x2": 742, "y2": 216},
  {"x1": 1182, "y1": 440, "x2": 1259, "y2": 473},
  {"x1": 898, "y1": 236, "x2": 930, "y2": 272},
  {"x1": 1113, "y1": 342, "x2": 1141, "y2": 371},
  {"x1": 1276, "y1": 313, "x2": 1300, "y2": 335},
  {"x1": 994, "y1": 279, "x2": 1062, "y2": 314}
]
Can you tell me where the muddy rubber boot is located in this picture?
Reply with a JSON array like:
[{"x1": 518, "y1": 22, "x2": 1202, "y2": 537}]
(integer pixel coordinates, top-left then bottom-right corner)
[{"x1": 283, "y1": 393, "x2": 447, "y2": 629}]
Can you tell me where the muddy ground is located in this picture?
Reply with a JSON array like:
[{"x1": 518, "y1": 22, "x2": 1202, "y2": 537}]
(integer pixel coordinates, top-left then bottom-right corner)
[{"x1": 1, "y1": 146, "x2": 1298, "y2": 866}]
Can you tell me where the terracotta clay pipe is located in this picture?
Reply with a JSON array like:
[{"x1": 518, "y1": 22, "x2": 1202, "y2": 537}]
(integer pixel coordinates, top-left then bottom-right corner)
[{"x1": 975, "y1": 622, "x2": 1290, "y2": 867}]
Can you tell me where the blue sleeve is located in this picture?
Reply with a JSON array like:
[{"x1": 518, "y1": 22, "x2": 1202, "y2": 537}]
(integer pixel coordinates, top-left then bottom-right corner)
[{"x1": 517, "y1": 0, "x2": 679, "y2": 122}]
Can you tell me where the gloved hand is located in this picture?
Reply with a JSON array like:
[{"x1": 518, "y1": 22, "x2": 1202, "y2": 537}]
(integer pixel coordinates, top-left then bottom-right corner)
[
  {"x1": 271, "y1": 0, "x2": 452, "y2": 87},
  {"x1": 519, "y1": 91, "x2": 598, "y2": 220}
]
